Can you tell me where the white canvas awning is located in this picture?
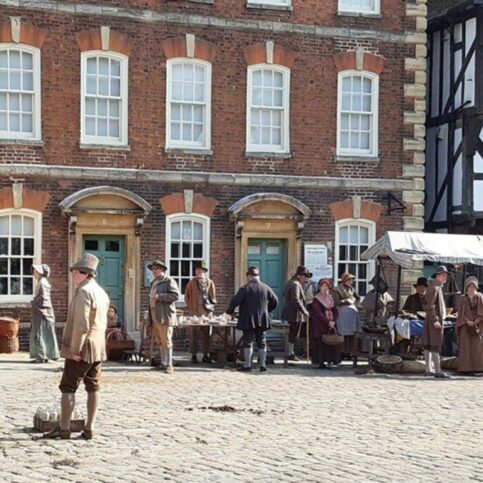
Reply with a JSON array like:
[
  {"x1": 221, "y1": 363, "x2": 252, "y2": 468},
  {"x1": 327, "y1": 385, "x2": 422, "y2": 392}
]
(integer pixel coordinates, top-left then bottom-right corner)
[{"x1": 360, "y1": 231, "x2": 483, "y2": 268}]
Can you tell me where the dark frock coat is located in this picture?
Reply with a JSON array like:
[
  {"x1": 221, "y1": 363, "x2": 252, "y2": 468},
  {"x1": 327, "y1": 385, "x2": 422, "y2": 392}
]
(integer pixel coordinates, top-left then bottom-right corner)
[
  {"x1": 456, "y1": 294, "x2": 483, "y2": 372},
  {"x1": 226, "y1": 279, "x2": 278, "y2": 331},
  {"x1": 282, "y1": 277, "x2": 308, "y2": 323}
]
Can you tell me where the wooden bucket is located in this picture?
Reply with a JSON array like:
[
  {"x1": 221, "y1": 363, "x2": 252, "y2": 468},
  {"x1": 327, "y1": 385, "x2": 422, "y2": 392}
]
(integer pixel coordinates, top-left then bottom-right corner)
[
  {"x1": 0, "y1": 336, "x2": 19, "y2": 353},
  {"x1": 0, "y1": 317, "x2": 19, "y2": 338}
]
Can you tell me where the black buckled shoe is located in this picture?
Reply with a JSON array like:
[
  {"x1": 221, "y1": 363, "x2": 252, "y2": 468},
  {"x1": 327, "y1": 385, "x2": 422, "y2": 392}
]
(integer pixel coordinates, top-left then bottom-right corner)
[
  {"x1": 237, "y1": 366, "x2": 252, "y2": 372},
  {"x1": 202, "y1": 355, "x2": 213, "y2": 364}
]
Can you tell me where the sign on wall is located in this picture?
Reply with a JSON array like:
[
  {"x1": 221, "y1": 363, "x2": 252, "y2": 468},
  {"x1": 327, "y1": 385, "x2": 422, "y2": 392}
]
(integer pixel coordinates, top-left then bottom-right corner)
[{"x1": 304, "y1": 244, "x2": 333, "y2": 281}]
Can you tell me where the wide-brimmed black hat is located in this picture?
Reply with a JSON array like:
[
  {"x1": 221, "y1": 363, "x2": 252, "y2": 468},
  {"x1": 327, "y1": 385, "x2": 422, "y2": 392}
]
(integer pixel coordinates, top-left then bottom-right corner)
[
  {"x1": 246, "y1": 266, "x2": 260, "y2": 276},
  {"x1": 413, "y1": 277, "x2": 428, "y2": 288},
  {"x1": 148, "y1": 259, "x2": 168, "y2": 271},
  {"x1": 295, "y1": 266, "x2": 312, "y2": 278}
]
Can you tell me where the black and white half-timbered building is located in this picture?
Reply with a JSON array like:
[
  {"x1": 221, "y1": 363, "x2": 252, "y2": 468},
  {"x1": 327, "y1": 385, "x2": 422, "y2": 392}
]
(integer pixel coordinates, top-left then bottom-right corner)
[{"x1": 426, "y1": 0, "x2": 483, "y2": 233}]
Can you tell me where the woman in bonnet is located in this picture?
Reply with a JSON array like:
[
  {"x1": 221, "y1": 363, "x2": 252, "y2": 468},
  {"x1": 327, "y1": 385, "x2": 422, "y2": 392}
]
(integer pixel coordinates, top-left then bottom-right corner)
[{"x1": 30, "y1": 263, "x2": 59, "y2": 363}]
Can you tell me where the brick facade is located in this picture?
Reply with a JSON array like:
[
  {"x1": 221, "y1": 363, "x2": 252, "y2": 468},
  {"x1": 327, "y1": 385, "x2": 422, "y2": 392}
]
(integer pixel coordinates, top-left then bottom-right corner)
[{"x1": 0, "y1": 0, "x2": 426, "y2": 347}]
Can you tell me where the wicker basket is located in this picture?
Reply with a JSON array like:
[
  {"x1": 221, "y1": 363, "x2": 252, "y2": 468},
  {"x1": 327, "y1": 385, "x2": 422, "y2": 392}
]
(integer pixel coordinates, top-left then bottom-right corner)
[
  {"x1": 375, "y1": 354, "x2": 402, "y2": 373},
  {"x1": 321, "y1": 332, "x2": 344, "y2": 346},
  {"x1": 0, "y1": 336, "x2": 19, "y2": 353}
]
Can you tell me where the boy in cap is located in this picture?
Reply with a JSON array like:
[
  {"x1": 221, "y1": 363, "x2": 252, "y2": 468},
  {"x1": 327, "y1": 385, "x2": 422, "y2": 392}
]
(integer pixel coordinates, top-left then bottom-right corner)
[
  {"x1": 148, "y1": 260, "x2": 180, "y2": 374},
  {"x1": 44, "y1": 253, "x2": 110, "y2": 440}
]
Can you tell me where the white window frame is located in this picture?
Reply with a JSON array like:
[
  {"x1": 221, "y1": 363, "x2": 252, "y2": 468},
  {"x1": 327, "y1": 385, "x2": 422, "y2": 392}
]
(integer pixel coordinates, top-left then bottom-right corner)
[
  {"x1": 166, "y1": 213, "x2": 210, "y2": 302},
  {"x1": 80, "y1": 50, "x2": 129, "y2": 146},
  {"x1": 338, "y1": 0, "x2": 380, "y2": 15},
  {"x1": 0, "y1": 44, "x2": 41, "y2": 141},
  {"x1": 334, "y1": 218, "x2": 375, "y2": 296},
  {"x1": 337, "y1": 70, "x2": 379, "y2": 157},
  {"x1": 166, "y1": 58, "x2": 212, "y2": 150},
  {"x1": 0, "y1": 208, "x2": 42, "y2": 303},
  {"x1": 247, "y1": 0, "x2": 291, "y2": 6},
  {"x1": 246, "y1": 64, "x2": 290, "y2": 154}
]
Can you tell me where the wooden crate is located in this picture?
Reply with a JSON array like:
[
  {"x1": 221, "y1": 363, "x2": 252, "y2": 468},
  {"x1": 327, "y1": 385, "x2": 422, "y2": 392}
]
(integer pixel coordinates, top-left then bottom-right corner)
[{"x1": 33, "y1": 415, "x2": 85, "y2": 433}]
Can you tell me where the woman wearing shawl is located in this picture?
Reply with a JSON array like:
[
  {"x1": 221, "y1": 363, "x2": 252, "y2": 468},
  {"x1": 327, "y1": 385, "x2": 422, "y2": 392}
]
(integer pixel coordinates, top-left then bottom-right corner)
[
  {"x1": 312, "y1": 279, "x2": 341, "y2": 369},
  {"x1": 30, "y1": 264, "x2": 59, "y2": 363},
  {"x1": 106, "y1": 305, "x2": 123, "y2": 341},
  {"x1": 456, "y1": 276, "x2": 483, "y2": 375}
]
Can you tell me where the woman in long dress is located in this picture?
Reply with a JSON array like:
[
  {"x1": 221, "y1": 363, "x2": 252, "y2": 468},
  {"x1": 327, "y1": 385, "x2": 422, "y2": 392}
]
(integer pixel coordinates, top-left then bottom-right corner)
[
  {"x1": 312, "y1": 279, "x2": 341, "y2": 369},
  {"x1": 333, "y1": 272, "x2": 361, "y2": 363},
  {"x1": 456, "y1": 276, "x2": 483, "y2": 375},
  {"x1": 30, "y1": 264, "x2": 59, "y2": 363}
]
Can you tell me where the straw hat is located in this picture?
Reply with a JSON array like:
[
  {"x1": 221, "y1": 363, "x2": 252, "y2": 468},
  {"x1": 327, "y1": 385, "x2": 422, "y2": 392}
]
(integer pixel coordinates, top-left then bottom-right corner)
[{"x1": 340, "y1": 272, "x2": 356, "y2": 283}]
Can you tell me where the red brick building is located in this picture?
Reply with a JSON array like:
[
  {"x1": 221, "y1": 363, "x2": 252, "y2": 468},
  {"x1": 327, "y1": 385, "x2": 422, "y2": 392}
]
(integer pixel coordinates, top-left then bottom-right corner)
[{"x1": 0, "y1": 0, "x2": 427, "y2": 343}]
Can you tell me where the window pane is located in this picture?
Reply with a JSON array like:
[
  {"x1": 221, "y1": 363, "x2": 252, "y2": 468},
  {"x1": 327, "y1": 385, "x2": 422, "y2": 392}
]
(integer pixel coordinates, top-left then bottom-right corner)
[
  {"x1": 11, "y1": 238, "x2": 20, "y2": 255},
  {"x1": 11, "y1": 258, "x2": 20, "y2": 275},
  {"x1": 23, "y1": 239, "x2": 34, "y2": 256},
  {"x1": 171, "y1": 243, "x2": 179, "y2": 258},
  {"x1": 23, "y1": 277, "x2": 33, "y2": 295},
  {"x1": 110, "y1": 78, "x2": 120, "y2": 97},
  {"x1": 23, "y1": 257, "x2": 33, "y2": 275},
  {"x1": 0, "y1": 238, "x2": 7, "y2": 255},
  {"x1": 84, "y1": 240, "x2": 98, "y2": 251},
  {"x1": 110, "y1": 59, "x2": 120, "y2": 76},
  {"x1": 0, "y1": 278, "x2": 7, "y2": 294},
  {"x1": 360, "y1": 227, "x2": 369, "y2": 244},
  {"x1": 98, "y1": 77, "x2": 109, "y2": 96},
  {"x1": 182, "y1": 221, "x2": 192, "y2": 240},
  {"x1": 350, "y1": 246, "x2": 358, "y2": 261},
  {"x1": 171, "y1": 222, "x2": 181, "y2": 240},
  {"x1": 86, "y1": 58, "x2": 97, "y2": 74},
  {"x1": 0, "y1": 217, "x2": 8, "y2": 235},
  {"x1": 170, "y1": 260, "x2": 179, "y2": 276},
  {"x1": 10, "y1": 277, "x2": 20, "y2": 295},
  {"x1": 0, "y1": 259, "x2": 6, "y2": 274},
  {"x1": 193, "y1": 243, "x2": 202, "y2": 258},
  {"x1": 181, "y1": 260, "x2": 190, "y2": 276},
  {"x1": 182, "y1": 243, "x2": 191, "y2": 258},
  {"x1": 98, "y1": 118, "x2": 108, "y2": 136},
  {"x1": 105, "y1": 240, "x2": 120, "y2": 252},
  {"x1": 98, "y1": 58, "x2": 109, "y2": 75},
  {"x1": 349, "y1": 226, "x2": 358, "y2": 243},
  {"x1": 339, "y1": 245, "x2": 347, "y2": 260},
  {"x1": 86, "y1": 76, "x2": 97, "y2": 95},
  {"x1": 340, "y1": 226, "x2": 348, "y2": 244}
]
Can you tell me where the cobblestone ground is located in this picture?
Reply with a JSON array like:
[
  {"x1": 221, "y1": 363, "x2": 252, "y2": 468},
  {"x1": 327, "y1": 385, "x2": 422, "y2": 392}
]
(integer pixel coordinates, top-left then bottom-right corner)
[{"x1": 1, "y1": 352, "x2": 482, "y2": 483}]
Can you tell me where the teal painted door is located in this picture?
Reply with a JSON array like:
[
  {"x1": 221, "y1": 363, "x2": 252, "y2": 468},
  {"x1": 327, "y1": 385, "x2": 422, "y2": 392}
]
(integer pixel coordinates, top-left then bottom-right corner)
[
  {"x1": 247, "y1": 239, "x2": 287, "y2": 320},
  {"x1": 83, "y1": 236, "x2": 125, "y2": 320}
]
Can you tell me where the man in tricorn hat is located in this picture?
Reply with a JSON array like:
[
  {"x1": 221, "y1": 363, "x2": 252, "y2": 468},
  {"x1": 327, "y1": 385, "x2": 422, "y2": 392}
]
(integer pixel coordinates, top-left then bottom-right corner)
[
  {"x1": 282, "y1": 266, "x2": 311, "y2": 361},
  {"x1": 423, "y1": 266, "x2": 450, "y2": 378},
  {"x1": 44, "y1": 253, "x2": 109, "y2": 440},
  {"x1": 148, "y1": 260, "x2": 180, "y2": 374},
  {"x1": 401, "y1": 277, "x2": 428, "y2": 319},
  {"x1": 226, "y1": 266, "x2": 278, "y2": 372},
  {"x1": 184, "y1": 260, "x2": 217, "y2": 364}
]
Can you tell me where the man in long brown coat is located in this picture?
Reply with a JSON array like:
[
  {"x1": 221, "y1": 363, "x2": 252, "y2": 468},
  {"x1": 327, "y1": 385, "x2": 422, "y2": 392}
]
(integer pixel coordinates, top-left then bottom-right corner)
[
  {"x1": 44, "y1": 253, "x2": 110, "y2": 440},
  {"x1": 282, "y1": 266, "x2": 310, "y2": 361},
  {"x1": 423, "y1": 266, "x2": 450, "y2": 378},
  {"x1": 184, "y1": 261, "x2": 217, "y2": 364}
]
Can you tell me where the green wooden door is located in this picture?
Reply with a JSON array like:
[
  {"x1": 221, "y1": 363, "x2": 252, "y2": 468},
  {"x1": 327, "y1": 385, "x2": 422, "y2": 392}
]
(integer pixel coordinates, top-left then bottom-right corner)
[
  {"x1": 247, "y1": 239, "x2": 287, "y2": 320},
  {"x1": 83, "y1": 236, "x2": 125, "y2": 320}
]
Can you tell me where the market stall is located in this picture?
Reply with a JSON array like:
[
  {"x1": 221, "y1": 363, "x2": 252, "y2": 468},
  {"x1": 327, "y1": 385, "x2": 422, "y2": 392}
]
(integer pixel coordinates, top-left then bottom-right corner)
[{"x1": 359, "y1": 231, "x2": 483, "y2": 372}]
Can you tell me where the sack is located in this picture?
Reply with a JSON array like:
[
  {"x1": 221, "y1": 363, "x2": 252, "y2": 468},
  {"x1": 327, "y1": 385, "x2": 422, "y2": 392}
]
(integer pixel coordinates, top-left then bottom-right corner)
[
  {"x1": 106, "y1": 330, "x2": 135, "y2": 361},
  {"x1": 322, "y1": 329, "x2": 344, "y2": 346}
]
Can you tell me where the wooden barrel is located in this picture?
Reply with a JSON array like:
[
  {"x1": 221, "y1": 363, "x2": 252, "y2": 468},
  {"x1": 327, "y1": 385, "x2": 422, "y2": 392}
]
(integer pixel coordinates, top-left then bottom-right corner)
[
  {"x1": 0, "y1": 336, "x2": 19, "y2": 353},
  {"x1": 0, "y1": 317, "x2": 19, "y2": 338}
]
